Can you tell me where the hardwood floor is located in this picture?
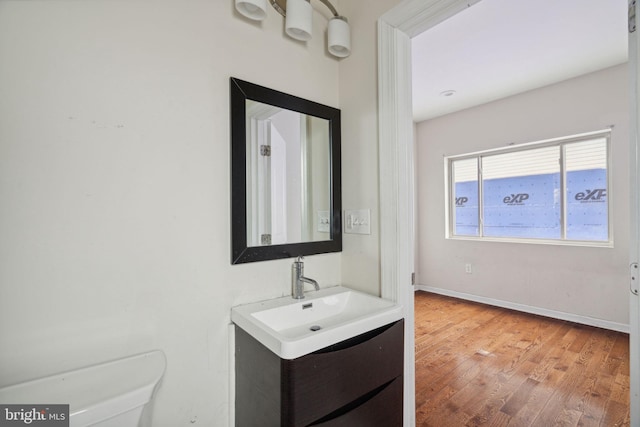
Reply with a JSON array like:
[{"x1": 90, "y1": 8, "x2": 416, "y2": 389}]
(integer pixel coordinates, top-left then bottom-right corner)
[{"x1": 414, "y1": 291, "x2": 630, "y2": 426}]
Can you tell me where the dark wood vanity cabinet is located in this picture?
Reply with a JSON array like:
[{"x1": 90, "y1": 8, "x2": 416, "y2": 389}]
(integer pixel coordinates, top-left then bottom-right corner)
[{"x1": 235, "y1": 320, "x2": 404, "y2": 427}]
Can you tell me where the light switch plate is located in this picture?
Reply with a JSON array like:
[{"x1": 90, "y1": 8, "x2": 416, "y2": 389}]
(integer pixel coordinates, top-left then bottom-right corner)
[
  {"x1": 344, "y1": 209, "x2": 371, "y2": 235},
  {"x1": 317, "y1": 211, "x2": 330, "y2": 233}
]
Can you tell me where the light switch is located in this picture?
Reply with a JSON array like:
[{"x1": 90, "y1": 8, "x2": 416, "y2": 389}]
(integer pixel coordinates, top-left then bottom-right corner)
[
  {"x1": 317, "y1": 211, "x2": 330, "y2": 233},
  {"x1": 344, "y1": 209, "x2": 371, "y2": 235}
]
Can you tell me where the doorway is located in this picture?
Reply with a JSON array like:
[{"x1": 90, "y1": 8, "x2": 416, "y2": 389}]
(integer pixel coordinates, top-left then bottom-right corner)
[{"x1": 377, "y1": 1, "x2": 638, "y2": 426}]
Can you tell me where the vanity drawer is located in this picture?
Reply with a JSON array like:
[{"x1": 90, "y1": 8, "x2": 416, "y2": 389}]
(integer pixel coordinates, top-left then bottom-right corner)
[
  {"x1": 311, "y1": 377, "x2": 403, "y2": 427},
  {"x1": 281, "y1": 320, "x2": 404, "y2": 427}
]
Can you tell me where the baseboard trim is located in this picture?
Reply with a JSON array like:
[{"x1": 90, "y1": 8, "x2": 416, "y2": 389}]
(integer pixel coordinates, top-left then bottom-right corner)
[{"x1": 415, "y1": 285, "x2": 630, "y2": 333}]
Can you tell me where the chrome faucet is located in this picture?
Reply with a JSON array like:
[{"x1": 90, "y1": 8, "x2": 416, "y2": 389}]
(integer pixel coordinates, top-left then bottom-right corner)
[{"x1": 291, "y1": 256, "x2": 319, "y2": 299}]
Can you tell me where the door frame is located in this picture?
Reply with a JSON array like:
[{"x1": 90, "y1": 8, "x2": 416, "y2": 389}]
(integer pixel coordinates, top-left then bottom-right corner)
[
  {"x1": 629, "y1": 0, "x2": 639, "y2": 422},
  {"x1": 377, "y1": 0, "x2": 638, "y2": 425}
]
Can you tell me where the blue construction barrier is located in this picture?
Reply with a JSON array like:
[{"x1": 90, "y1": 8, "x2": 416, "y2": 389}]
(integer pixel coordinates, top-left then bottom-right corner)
[{"x1": 454, "y1": 169, "x2": 607, "y2": 241}]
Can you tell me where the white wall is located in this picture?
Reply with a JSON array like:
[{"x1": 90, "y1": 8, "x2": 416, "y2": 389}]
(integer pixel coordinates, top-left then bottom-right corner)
[
  {"x1": 338, "y1": 1, "x2": 402, "y2": 294},
  {"x1": 0, "y1": 1, "x2": 358, "y2": 425},
  {"x1": 416, "y1": 63, "x2": 630, "y2": 328}
]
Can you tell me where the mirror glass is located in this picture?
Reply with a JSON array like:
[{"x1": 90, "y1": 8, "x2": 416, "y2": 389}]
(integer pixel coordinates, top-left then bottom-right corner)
[
  {"x1": 230, "y1": 78, "x2": 342, "y2": 264},
  {"x1": 245, "y1": 100, "x2": 331, "y2": 246}
]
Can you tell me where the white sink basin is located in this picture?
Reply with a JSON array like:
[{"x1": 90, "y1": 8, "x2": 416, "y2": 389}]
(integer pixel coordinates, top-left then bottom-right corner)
[{"x1": 231, "y1": 286, "x2": 403, "y2": 359}]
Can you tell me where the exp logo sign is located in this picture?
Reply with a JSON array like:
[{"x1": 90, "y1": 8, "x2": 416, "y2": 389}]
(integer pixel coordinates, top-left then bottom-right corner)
[
  {"x1": 575, "y1": 188, "x2": 606, "y2": 202},
  {"x1": 455, "y1": 197, "x2": 468, "y2": 206},
  {"x1": 503, "y1": 193, "x2": 529, "y2": 205}
]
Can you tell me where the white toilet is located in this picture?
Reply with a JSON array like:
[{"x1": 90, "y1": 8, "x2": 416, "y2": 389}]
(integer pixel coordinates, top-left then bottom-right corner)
[{"x1": 0, "y1": 350, "x2": 166, "y2": 427}]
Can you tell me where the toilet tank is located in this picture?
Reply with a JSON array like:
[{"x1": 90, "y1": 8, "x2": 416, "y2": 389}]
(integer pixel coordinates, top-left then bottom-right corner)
[{"x1": 0, "y1": 350, "x2": 166, "y2": 427}]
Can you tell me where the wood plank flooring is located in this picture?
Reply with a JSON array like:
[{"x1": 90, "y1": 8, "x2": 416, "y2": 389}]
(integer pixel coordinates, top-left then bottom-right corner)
[{"x1": 414, "y1": 291, "x2": 630, "y2": 427}]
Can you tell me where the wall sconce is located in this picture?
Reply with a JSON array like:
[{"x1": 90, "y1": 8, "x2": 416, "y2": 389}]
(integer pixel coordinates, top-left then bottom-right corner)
[{"x1": 235, "y1": 0, "x2": 351, "y2": 58}]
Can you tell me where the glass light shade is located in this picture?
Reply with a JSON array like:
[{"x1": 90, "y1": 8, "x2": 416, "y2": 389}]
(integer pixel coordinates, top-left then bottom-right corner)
[
  {"x1": 328, "y1": 16, "x2": 350, "y2": 58},
  {"x1": 235, "y1": 0, "x2": 267, "y2": 21},
  {"x1": 285, "y1": 0, "x2": 312, "y2": 41}
]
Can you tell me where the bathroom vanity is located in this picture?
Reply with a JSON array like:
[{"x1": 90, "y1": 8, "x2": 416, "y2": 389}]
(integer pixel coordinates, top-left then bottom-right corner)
[
  {"x1": 231, "y1": 286, "x2": 404, "y2": 427},
  {"x1": 229, "y1": 76, "x2": 405, "y2": 426},
  {"x1": 235, "y1": 320, "x2": 403, "y2": 426}
]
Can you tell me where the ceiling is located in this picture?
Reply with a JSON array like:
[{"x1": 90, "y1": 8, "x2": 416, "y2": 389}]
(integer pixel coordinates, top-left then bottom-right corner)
[{"x1": 411, "y1": 0, "x2": 629, "y2": 122}]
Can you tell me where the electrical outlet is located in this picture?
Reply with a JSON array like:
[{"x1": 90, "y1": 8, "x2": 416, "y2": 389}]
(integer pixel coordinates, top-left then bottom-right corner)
[{"x1": 465, "y1": 263, "x2": 472, "y2": 274}]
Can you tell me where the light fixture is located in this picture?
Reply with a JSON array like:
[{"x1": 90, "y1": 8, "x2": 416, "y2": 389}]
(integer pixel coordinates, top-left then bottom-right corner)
[
  {"x1": 235, "y1": 0, "x2": 351, "y2": 58},
  {"x1": 328, "y1": 16, "x2": 350, "y2": 58},
  {"x1": 235, "y1": 0, "x2": 268, "y2": 21},
  {"x1": 285, "y1": 0, "x2": 312, "y2": 41}
]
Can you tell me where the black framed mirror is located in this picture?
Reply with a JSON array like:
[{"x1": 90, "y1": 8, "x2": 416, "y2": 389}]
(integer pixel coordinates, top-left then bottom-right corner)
[{"x1": 230, "y1": 77, "x2": 342, "y2": 264}]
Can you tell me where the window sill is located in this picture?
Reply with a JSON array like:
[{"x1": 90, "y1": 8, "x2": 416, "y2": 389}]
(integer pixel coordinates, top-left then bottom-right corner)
[{"x1": 445, "y1": 235, "x2": 613, "y2": 248}]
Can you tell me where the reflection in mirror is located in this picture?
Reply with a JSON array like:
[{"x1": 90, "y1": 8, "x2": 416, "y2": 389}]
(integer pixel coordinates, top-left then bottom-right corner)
[
  {"x1": 230, "y1": 78, "x2": 342, "y2": 264},
  {"x1": 246, "y1": 100, "x2": 331, "y2": 247}
]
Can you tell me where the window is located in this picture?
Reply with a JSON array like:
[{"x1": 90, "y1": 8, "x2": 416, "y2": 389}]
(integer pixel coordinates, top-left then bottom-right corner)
[{"x1": 446, "y1": 130, "x2": 610, "y2": 245}]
